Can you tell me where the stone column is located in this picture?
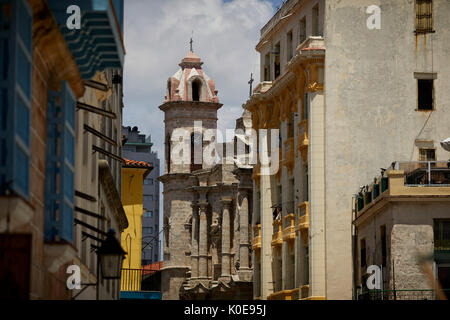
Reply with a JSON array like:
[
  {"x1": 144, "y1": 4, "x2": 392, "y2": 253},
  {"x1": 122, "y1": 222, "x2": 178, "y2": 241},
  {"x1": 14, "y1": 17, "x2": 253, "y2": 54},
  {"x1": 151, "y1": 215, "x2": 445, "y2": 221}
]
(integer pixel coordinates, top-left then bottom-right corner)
[
  {"x1": 239, "y1": 191, "x2": 250, "y2": 270},
  {"x1": 198, "y1": 200, "x2": 208, "y2": 279},
  {"x1": 220, "y1": 198, "x2": 233, "y2": 279},
  {"x1": 190, "y1": 203, "x2": 199, "y2": 279}
]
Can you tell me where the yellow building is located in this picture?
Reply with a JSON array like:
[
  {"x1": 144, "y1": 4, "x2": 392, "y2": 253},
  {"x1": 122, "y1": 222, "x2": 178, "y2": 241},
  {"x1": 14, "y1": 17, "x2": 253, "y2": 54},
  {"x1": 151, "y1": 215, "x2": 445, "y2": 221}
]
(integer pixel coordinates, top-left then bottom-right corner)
[{"x1": 121, "y1": 158, "x2": 152, "y2": 290}]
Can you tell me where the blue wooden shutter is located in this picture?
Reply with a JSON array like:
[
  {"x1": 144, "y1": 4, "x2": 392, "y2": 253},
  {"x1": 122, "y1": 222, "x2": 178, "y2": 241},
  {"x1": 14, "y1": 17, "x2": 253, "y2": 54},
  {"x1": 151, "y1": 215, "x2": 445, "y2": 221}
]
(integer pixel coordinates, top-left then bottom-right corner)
[
  {"x1": 0, "y1": 0, "x2": 32, "y2": 197},
  {"x1": 44, "y1": 82, "x2": 75, "y2": 242}
]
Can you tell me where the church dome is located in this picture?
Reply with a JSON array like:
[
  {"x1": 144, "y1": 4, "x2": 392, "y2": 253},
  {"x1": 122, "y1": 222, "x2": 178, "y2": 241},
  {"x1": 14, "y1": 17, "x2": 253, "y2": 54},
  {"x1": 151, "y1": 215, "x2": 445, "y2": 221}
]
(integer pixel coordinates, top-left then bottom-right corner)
[{"x1": 164, "y1": 51, "x2": 219, "y2": 103}]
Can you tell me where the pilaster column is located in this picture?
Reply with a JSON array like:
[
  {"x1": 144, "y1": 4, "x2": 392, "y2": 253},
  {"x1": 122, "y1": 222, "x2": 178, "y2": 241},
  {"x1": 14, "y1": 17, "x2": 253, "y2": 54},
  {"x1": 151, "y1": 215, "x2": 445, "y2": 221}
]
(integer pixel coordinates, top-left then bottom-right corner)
[
  {"x1": 220, "y1": 198, "x2": 233, "y2": 278},
  {"x1": 198, "y1": 200, "x2": 208, "y2": 279},
  {"x1": 239, "y1": 191, "x2": 250, "y2": 270},
  {"x1": 190, "y1": 203, "x2": 199, "y2": 279}
]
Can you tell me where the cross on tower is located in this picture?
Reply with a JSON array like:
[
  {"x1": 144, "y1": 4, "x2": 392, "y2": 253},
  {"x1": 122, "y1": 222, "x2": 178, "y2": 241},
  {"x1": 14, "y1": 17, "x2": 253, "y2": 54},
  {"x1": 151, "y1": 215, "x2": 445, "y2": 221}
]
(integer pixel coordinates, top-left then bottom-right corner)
[{"x1": 248, "y1": 73, "x2": 254, "y2": 98}]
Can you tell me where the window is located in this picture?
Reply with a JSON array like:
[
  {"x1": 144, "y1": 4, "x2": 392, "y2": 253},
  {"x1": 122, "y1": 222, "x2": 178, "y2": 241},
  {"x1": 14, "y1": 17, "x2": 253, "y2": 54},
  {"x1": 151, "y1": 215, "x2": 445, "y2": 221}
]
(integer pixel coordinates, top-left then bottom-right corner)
[
  {"x1": 143, "y1": 195, "x2": 153, "y2": 201},
  {"x1": 166, "y1": 134, "x2": 171, "y2": 173},
  {"x1": 360, "y1": 239, "x2": 367, "y2": 267},
  {"x1": 418, "y1": 79, "x2": 434, "y2": 110},
  {"x1": 143, "y1": 227, "x2": 153, "y2": 235},
  {"x1": 287, "y1": 30, "x2": 293, "y2": 61},
  {"x1": 299, "y1": 17, "x2": 306, "y2": 44},
  {"x1": 434, "y1": 219, "x2": 450, "y2": 251},
  {"x1": 303, "y1": 92, "x2": 309, "y2": 120},
  {"x1": 288, "y1": 115, "x2": 294, "y2": 138},
  {"x1": 305, "y1": 165, "x2": 309, "y2": 201},
  {"x1": 144, "y1": 211, "x2": 153, "y2": 218},
  {"x1": 312, "y1": 4, "x2": 321, "y2": 36},
  {"x1": 380, "y1": 225, "x2": 387, "y2": 267},
  {"x1": 144, "y1": 178, "x2": 153, "y2": 185},
  {"x1": 274, "y1": 43, "x2": 281, "y2": 79},
  {"x1": 190, "y1": 132, "x2": 202, "y2": 172},
  {"x1": 419, "y1": 148, "x2": 436, "y2": 162},
  {"x1": 0, "y1": 0, "x2": 32, "y2": 198},
  {"x1": 167, "y1": 79, "x2": 172, "y2": 100},
  {"x1": 263, "y1": 53, "x2": 270, "y2": 81},
  {"x1": 415, "y1": 0, "x2": 433, "y2": 33},
  {"x1": 44, "y1": 81, "x2": 76, "y2": 242},
  {"x1": 192, "y1": 79, "x2": 201, "y2": 101}
]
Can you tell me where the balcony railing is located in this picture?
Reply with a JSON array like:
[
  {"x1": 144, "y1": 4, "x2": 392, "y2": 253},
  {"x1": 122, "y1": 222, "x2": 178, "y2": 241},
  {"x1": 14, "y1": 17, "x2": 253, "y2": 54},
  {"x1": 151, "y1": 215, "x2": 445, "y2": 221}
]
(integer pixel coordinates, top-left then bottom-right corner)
[
  {"x1": 271, "y1": 219, "x2": 283, "y2": 247},
  {"x1": 355, "y1": 161, "x2": 450, "y2": 215},
  {"x1": 397, "y1": 161, "x2": 450, "y2": 186},
  {"x1": 282, "y1": 214, "x2": 295, "y2": 242},
  {"x1": 252, "y1": 224, "x2": 261, "y2": 250},
  {"x1": 120, "y1": 267, "x2": 160, "y2": 292},
  {"x1": 357, "y1": 289, "x2": 450, "y2": 300}
]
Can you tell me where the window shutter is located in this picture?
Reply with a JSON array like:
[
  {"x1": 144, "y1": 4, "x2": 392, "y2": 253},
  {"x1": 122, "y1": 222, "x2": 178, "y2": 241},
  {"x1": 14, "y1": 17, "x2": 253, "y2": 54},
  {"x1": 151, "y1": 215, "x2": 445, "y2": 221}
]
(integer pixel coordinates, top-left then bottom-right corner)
[
  {"x1": 44, "y1": 82, "x2": 75, "y2": 242},
  {"x1": 0, "y1": 0, "x2": 32, "y2": 197},
  {"x1": 415, "y1": 0, "x2": 433, "y2": 33}
]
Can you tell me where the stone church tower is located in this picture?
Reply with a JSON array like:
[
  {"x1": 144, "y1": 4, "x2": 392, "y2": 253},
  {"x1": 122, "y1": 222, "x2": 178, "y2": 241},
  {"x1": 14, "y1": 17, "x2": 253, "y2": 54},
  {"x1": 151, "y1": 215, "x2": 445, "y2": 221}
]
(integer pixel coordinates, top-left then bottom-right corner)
[{"x1": 158, "y1": 49, "x2": 253, "y2": 300}]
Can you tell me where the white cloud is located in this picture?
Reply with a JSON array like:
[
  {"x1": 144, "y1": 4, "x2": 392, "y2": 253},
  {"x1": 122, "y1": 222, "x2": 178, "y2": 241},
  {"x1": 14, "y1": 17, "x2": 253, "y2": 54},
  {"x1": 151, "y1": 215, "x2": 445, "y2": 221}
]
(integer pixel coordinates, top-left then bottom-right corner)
[{"x1": 123, "y1": 0, "x2": 274, "y2": 158}]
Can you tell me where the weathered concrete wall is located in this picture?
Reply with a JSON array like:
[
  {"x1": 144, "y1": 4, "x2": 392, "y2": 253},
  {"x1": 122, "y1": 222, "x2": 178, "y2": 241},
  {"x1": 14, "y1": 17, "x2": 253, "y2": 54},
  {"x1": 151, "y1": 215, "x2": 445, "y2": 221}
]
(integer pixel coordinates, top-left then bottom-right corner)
[{"x1": 324, "y1": 0, "x2": 450, "y2": 299}]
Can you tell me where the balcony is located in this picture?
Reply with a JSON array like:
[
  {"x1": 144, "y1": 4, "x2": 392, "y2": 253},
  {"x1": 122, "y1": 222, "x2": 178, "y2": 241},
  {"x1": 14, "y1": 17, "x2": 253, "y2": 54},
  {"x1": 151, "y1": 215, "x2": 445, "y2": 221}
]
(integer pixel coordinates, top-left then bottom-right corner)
[
  {"x1": 48, "y1": 0, "x2": 125, "y2": 79},
  {"x1": 282, "y1": 214, "x2": 295, "y2": 242},
  {"x1": 252, "y1": 224, "x2": 261, "y2": 251},
  {"x1": 283, "y1": 138, "x2": 294, "y2": 174},
  {"x1": 120, "y1": 266, "x2": 162, "y2": 300},
  {"x1": 268, "y1": 288, "x2": 299, "y2": 300},
  {"x1": 271, "y1": 219, "x2": 283, "y2": 247},
  {"x1": 297, "y1": 120, "x2": 308, "y2": 163},
  {"x1": 296, "y1": 202, "x2": 309, "y2": 231},
  {"x1": 355, "y1": 161, "x2": 450, "y2": 216},
  {"x1": 300, "y1": 285, "x2": 310, "y2": 299},
  {"x1": 356, "y1": 289, "x2": 449, "y2": 300},
  {"x1": 296, "y1": 202, "x2": 309, "y2": 244}
]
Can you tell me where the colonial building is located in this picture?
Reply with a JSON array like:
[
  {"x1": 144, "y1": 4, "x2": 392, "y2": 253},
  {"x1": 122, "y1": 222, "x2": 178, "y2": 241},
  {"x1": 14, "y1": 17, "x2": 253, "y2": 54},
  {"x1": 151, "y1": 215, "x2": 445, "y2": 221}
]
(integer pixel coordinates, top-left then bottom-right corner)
[
  {"x1": 353, "y1": 161, "x2": 450, "y2": 300},
  {"x1": 0, "y1": 0, "x2": 126, "y2": 300},
  {"x1": 122, "y1": 126, "x2": 161, "y2": 266},
  {"x1": 159, "y1": 50, "x2": 253, "y2": 300},
  {"x1": 245, "y1": 0, "x2": 450, "y2": 300}
]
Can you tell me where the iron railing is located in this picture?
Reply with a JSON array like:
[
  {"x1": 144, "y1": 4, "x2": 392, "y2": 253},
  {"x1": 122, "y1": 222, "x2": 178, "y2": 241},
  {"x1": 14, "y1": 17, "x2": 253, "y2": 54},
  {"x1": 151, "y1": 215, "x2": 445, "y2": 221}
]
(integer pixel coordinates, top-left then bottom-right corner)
[
  {"x1": 357, "y1": 289, "x2": 450, "y2": 300},
  {"x1": 396, "y1": 161, "x2": 450, "y2": 186},
  {"x1": 121, "y1": 268, "x2": 159, "y2": 292}
]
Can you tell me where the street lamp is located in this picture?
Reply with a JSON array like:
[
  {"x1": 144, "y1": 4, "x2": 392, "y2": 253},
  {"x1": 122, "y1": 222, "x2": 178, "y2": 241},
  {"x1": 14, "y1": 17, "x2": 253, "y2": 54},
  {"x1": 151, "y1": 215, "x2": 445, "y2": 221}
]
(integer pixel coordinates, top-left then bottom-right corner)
[{"x1": 98, "y1": 229, "x2": 126, "y2": 279}]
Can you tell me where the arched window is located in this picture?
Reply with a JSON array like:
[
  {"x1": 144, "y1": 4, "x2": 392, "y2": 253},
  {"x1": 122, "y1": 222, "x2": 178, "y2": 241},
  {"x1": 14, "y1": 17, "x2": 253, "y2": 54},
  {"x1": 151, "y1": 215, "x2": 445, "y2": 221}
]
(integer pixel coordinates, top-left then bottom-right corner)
[
  {"x1": 167, "y1": 80, "x2": 172, "y2": 100},
  {"x1": 192, "y1": 79, "x2": 201, "y2": 101},
  {"x1": 190, "y1": 132, "x2": 202, "y2": 171},
  {"x1": 166, "y1": 134, "x2": 171, "y2": 173}
]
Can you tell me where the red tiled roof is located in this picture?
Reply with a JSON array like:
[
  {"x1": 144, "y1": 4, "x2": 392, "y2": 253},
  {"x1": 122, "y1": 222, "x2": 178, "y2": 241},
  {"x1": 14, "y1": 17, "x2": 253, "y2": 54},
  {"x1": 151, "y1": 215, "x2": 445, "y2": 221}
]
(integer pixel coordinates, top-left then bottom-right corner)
[
  {"x1": 141, "y1": 261, "x2": 163, "y2": 275},
  {"x1": 122, "y1": 158, "x2": 152, "y2": 169}
]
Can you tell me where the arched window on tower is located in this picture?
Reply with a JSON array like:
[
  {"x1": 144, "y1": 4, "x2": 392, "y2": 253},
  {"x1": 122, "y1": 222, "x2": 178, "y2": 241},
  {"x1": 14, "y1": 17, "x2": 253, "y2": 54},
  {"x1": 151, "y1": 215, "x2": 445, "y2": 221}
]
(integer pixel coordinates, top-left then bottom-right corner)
[
  {"x1": 192, "y1": 79, "x2": 201, "y2": 101},
  {"x1": 190, "y1": 132, "x2": 202, "y2": 172},
  {"x1": 167, "y1": 80, "x2": 172, "y2": 100},
  {"x1": 166, "y1": 134, "x2": 171, "y2": 173}
]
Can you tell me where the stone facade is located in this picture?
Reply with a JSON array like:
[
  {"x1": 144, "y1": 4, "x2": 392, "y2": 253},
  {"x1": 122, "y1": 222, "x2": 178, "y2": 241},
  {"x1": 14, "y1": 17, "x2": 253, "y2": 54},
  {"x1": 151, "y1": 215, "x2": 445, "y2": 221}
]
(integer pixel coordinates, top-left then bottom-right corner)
[
  {"x1": 245, "y1": 0, "x2": 450, "y2": 300},
  {"x1": 159, "y1": 51, "x2": 253, "y2": 300}
]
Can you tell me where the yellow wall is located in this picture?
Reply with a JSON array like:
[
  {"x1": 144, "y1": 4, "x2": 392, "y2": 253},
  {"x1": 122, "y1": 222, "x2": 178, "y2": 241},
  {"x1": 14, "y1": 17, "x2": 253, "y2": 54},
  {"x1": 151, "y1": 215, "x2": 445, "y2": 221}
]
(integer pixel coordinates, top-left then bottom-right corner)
[{"x1": 121, "y1": 167, "x2": 146, "y2": 271}]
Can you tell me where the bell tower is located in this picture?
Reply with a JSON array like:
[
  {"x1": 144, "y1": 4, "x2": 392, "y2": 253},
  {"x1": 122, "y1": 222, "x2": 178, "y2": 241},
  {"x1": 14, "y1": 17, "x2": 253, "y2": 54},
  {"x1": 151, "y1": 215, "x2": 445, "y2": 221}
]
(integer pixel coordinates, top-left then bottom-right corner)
[{"x1": 158, "y1": 48, "x2": 223, "y2": 299}]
